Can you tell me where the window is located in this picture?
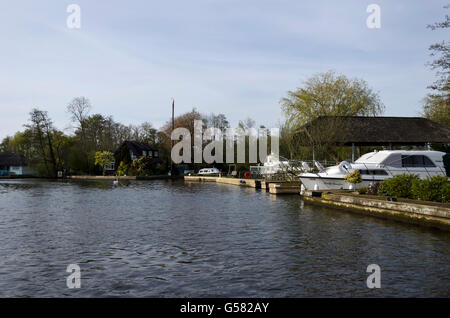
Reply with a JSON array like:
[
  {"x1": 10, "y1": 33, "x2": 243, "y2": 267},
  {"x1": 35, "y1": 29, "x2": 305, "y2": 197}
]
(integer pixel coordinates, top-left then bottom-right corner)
[
  {"x1": 401, "y1": 155, "x2": 436, "y2": 168},
  {"x1": 359, "y1": 169, "x2": 388, "y2": 175},
  {"x1": 105, "y1": 162, "x2": 115, "y2": 171},
  {"x1": 382, "y1": 154, "x2": 402, "y2": 168},
  {"x1": 154, "y1": 151, "x2": 158, "y2": 158},
  {"x1": 143, "y1": 151, "x2": 147, "y2": 156},
  {"x1": 148, "y1": 151, "x2": 153, "y2": 157}
]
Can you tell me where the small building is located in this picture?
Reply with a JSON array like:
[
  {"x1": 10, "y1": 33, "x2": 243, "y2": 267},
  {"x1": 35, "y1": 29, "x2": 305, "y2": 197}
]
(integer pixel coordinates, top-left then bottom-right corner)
[
  {"x1": 114, "y1": 141, "x2": 161, "y2": 166},
  {"x1": 0, "y1": 152, "x2": 27, "y2": 176}
]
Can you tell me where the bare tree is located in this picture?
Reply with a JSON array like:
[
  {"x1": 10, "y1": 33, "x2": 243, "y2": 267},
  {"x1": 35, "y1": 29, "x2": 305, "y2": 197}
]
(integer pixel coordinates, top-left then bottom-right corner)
[
  {"x1": 203, "y1": 113, "x2": 230, "y2": 130},
  {"x1": 67, "y1": 97, "x2": 92, "y2": 169},
  {"x1": 238, "y1": 117, "x2": 256, "y2": 131},
  {"x1": 67, "y1": 97, "x2": 92, "y2": 131}
]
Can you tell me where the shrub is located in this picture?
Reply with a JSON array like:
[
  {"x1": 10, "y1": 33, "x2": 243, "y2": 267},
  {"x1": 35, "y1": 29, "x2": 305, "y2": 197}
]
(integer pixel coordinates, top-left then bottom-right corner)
[
  {"x1": 378, "y1": 174, "x2": 420, "y2": 198},
  {"x1": 94, "y1": 151, "x2": 115, "y2": 176},
  {"x1": 117, "y1": 161, "x2": 128, "y2": 176},
  {"x1": 132, "y1": 156, "x2": 156, "y2": 176},
  {"x1": 345, "y1": 170, "x2": 363, "y2": 184},
  {"x1": 411, "y1": 176, "x2": 450, "y2": 203},
  {"x1": 378, "y1": 182, "x2": 390, "y2": 196},
  {"x1": 358, "y1": 187, "x2": 367, "y2": 194}
]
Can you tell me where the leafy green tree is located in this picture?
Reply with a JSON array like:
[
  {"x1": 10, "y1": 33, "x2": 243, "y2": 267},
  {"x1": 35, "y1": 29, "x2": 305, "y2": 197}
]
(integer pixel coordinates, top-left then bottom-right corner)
[
  {"x1": 422, "y1": 93, "x2": 450, "y2": 126},
  {"x1": 94, "y1": 151, "x2": 115, "y2": 175},
  {"x1": 281, "y1": 70, "x2": 384, "y2": 127},
  {"x1": 280, "y1": 71, "x2": 384, "y2": 160},
  {"x1": 0, "y1": 136, "x2": 12, "y2": 152}
]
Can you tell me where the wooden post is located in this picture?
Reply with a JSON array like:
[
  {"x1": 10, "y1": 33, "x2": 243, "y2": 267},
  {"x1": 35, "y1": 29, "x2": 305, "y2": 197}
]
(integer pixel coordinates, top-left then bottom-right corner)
[
  {"x1": 352, "y1": 143, "x2": 355, "y2": 163},
  {"x1": 312, "y1": 145, "x2": 315, "y2": 162}
]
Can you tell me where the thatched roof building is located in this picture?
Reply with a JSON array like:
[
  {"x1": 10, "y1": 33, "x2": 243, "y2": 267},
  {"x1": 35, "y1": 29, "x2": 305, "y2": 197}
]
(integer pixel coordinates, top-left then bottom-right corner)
[{"x1": 297, "y1": 116, "x2": 450, "y2": 146}]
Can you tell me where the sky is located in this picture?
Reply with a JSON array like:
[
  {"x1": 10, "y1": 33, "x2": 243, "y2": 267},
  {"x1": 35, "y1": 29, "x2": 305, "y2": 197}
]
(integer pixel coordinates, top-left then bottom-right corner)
[{"x1": 0, "y1": 0, "x2": 448, "y2": 139}]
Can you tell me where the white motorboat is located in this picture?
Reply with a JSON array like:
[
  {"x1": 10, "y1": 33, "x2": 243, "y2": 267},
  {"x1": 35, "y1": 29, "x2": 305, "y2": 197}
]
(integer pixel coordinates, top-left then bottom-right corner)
[
  {"x1": 298, "y1": 150, "x2": 449, "y2": 190},
  {"x1": 198, "y1": 168, "x2": 220, "y2": 175},
  {"x1": 260, "y1": 153, "x2": 291, "y2": 175}
]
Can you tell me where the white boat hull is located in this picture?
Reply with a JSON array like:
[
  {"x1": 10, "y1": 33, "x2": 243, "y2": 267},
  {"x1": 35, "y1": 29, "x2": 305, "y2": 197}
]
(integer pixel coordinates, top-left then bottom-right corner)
[{"x1": 299, "y1": 176, "x2": 377, "y2": 191}]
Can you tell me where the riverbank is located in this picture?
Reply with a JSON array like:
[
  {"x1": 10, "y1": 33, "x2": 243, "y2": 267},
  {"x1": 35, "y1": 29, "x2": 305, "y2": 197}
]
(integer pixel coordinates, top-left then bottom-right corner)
[
  {"x1": 0, "y1": 175, "x2": 37, "y2": 179},
  {"x1": 302, "y1": 190, "x2": 450, "y2": 231},
  {"x1": 184, "y1": 175, "x2": 262, "y2": 188}
]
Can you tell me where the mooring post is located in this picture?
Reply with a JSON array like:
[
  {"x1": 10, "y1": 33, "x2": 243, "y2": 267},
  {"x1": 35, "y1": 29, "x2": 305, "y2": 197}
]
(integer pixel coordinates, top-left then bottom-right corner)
[{"x1": 352, "y1": 143, "x2": 355, "y2": 163}]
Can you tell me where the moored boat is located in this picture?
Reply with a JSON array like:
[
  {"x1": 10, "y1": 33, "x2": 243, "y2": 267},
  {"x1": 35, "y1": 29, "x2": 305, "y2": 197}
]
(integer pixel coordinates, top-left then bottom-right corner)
[{"x1": 298, "y1": 150, "x2": 449, "y2": 190}]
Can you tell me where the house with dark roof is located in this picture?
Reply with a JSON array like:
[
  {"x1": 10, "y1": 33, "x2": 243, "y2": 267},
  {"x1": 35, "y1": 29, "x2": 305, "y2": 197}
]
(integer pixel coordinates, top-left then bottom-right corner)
[
  {"x1": 0, "y1": 152, "x2": 28, "y2": 176},
  {"x1": 121, "y1": 141, "x2": 159, "y2": 161},
  {"x1": 114, "y1": 141, "x2": 161, "y2": 169}
]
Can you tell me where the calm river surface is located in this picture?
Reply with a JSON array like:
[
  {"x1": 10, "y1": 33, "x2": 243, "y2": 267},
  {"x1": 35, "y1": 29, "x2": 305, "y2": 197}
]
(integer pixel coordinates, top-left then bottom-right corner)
[{"x1": 0, "y1": 179, "x2": 449, "y2": 297}]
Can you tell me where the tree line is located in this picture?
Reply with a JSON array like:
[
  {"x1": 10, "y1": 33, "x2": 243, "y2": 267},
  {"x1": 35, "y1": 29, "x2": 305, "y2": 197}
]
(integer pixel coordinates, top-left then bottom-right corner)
[{"x1": 0, "y1": 97, "x2": 260, "y2": 177}]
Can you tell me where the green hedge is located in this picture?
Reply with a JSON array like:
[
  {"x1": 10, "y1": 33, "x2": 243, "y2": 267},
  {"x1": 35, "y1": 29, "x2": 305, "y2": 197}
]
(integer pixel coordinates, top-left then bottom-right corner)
[
  {"x1": 378, "y1": 174, "x2": 419, "y2": 198},
  {"x1": 411, "y1": 176, "x2": 450, "y2": 203},
  {"x1": 378, "y1": 174, "x2": 450, "y2": 203}
]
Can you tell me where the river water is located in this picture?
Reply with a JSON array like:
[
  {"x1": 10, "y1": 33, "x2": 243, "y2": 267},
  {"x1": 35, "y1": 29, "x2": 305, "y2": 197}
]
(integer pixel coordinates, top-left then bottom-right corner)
[{"x1": 0, "y1": 179, "x2": 448, "y2": 297}]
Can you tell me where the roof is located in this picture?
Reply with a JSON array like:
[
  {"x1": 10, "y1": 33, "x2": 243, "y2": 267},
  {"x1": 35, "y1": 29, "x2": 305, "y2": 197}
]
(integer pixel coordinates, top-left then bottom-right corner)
[
  {"x1": 298, "y1": 116, "x2": 450, "y2": 146},
  {"x1": 117, "y1": 141, "x2": 158, "y2": 156},
  {"x1": 0, "y1": 152, "x2": 27, "y2": 166},
  {"x1": 355, "y1": 150, "x2": 445, "y2": 164}
]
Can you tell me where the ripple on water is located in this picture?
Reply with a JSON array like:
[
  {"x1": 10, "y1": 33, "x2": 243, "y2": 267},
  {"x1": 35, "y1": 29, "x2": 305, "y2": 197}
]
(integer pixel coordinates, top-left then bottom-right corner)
[{"x1": 0, "y1": 179, "x2": 449, "y2": 297}]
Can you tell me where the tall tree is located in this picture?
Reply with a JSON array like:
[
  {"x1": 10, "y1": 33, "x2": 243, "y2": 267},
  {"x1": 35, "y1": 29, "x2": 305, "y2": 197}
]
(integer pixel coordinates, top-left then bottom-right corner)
[
  {"x1": 423, "y1": 5, "x2": 450, "y2": 127},
  {"x1": 280, "y1": 71, "x2": 384, "y2": 160},
  {"x1": 0, "y1": 136, "x2": 12, "y2": 152},
  {"x1": 160, "y1": 108, "x2": 203, "y2": 167},
  {"x1": 427, "y1": 5, "x2": 450, "y2": 92},
  {"x1": 67, "y1": 97, "x2": 92, "y2": 171},
  {"x1": 67, "y1": 96, "x2": 91, "y2": 141},
  {"x1": 25, "y1": 109, "x2": 58, "y2": 177},
  {"x1": 281, "y1": 70, "x2": 384, "y2": 127},
  {"x1": 422, "y1": 93, "x2": 450, "y2": 126},
  {"x1": 203, "y1": 113, "x2": 230, "y2": 131}
]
